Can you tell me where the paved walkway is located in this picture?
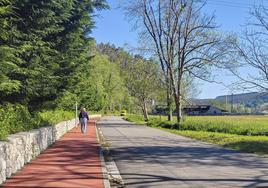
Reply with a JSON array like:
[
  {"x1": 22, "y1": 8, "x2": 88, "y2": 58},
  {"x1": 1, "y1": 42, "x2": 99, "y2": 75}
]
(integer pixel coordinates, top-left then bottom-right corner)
[
  {"x1": 2, "y1": 120, "x2": 104, "y2": 188},
  {"x1": 98, "y1": 116, "x2": 268, "y2": 188}
]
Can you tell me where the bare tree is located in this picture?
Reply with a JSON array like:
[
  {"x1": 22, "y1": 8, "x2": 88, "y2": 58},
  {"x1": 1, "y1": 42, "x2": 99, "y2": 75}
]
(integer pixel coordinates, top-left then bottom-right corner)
[
  {"x1": 123, "y1": 0, "x2": 226, "y2": 122},
  {"x1": 228, "y1": 3, "x2": 268, "y2": 91}
]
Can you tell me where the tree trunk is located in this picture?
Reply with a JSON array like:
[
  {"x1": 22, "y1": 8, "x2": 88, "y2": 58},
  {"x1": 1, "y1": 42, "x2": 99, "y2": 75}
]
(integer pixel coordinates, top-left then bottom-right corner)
[
  {"x1": 109, "y1": 100, "x2": 112, "y2": 112},
  {"x1": 174, "y1": 88, "x2": 183, "y2": 123},
  {"x1": 143, "y1": 100, "x2": 149, "y2": 121},
  {"x1": 167, "y1": 92, "x2": 173, "y2": 121},
  {"x1": 166, "y1": 76, "x2": 173, "y2": 121}
]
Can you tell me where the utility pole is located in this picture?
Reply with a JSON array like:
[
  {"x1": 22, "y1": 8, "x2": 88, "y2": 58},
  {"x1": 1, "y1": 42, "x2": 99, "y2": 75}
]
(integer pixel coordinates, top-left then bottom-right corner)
[
  {"x1": 231, "y1": 93, "x2": 234, "y2": 113},
  {"x1": 225, "y1": 94, "x2": 228, "y2": 111},
  {"x1": 75, "y1": 102, "x2": 78, "y2": 127}
]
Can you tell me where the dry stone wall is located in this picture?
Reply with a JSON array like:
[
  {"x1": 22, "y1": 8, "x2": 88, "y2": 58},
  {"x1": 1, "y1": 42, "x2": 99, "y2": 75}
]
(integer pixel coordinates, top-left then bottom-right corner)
[
  {"x1": 0, "y1": 119, "x2": 76, "y2": 184},
  {"x1": 0, "y1": 115, "x2": 100, "y2": 184}
]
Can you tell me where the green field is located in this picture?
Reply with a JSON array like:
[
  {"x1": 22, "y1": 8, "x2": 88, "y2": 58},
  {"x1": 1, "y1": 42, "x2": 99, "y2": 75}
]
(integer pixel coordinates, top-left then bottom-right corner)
[
  {"x1": 179, "y1": 116, "x2": 268, "y2": 136},
  {"x1": 125, "y1": 114, "x2": 268, "y2": 155}
]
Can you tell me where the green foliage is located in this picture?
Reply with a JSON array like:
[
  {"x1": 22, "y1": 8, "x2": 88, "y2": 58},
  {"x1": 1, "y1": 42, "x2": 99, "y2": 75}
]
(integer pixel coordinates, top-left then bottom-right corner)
[
  {"x1": 0, "y1": 0, "x2": 108, "y2": 111},
  {"x1": 120, "y1": 109, "x2": 127, "y2": 116},
  {"x1": 0, "y1": 0, "x2": 111, "y2": 139},
  {"x1": 124, "y1": 114, "x2": 147, "y2": 125},
  {"x1": 0, "y1": 104, "x2": 74, "y2": 141},
  {"x1": 164, "y1": 130, "x2": 268, "y2": 155},
  {"x1": 0, "y1": 104, "x2": 35, "y2": 140},
  {"x1": 0, "y1": 0, "x2": 21, "y2": 99},
  {"x1": 124, "y1": 58, "x2": 160, "y2": 101},
  {"x1": 180, "y1": 116, "x2": 268, "y2": 136},
  {"x1": 97, "y1": 43, "x2": 164, "y2": 115},
  {"x1": 64, "y1": 53, "x2": 127, "y2": 112},
  {"x1": 56, "y1": 92, "x2": 79, "y2": 111},
  {"x1": 126, "y1": 114, "x2": 268, "y2": 154},
  {"x1": 38, "y1": 110, "x2": 74, "y2": 126},
  {"x1": 123, "y1": 57, "x2": 161, "y2": 119},
  {"x1": 0, "y1": 0, "x2": 165, "y2": 139},
  {"x1": 139, "y1": 115, "x2": 268, "y2": 136}
]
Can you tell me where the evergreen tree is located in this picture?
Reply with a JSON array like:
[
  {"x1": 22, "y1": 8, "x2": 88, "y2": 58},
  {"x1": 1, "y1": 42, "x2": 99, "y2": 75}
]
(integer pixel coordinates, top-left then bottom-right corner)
[
  {"x1": 0, "y1": 0, "x2": 108, "y2": 111},
  {"x1": 0, "y1": 0, "x2": 21, "y2": 101}
]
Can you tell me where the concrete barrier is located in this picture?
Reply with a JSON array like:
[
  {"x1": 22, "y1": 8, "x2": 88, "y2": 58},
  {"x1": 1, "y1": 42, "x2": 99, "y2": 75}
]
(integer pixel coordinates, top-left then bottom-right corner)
[{"x1": 0, "y1": 114, "x2": 101, "y2": 184}]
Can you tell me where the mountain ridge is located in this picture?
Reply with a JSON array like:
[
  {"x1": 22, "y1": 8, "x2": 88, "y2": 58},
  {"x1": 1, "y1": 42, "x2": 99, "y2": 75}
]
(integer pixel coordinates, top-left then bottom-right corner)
[{"x1": 194, "y1": 92, "x2": 268, "y2": 107}]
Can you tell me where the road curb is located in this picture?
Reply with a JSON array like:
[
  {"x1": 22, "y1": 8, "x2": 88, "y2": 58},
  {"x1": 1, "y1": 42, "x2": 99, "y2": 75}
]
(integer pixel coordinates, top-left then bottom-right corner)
[
  {"x1": 96, "y1": 122, "x2": 125, "y2": 188},
  {"x1": 94, "y1": 122, "x2": 111, "y2": 188}
]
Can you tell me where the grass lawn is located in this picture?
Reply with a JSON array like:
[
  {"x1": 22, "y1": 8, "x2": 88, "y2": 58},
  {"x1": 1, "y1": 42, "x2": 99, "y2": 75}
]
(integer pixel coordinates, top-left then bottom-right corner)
[
  {"x1": 162, "y1": 129, "x2": 268, "y2": 155},
  {"x1": 124, "y1": 114, "x2": 147, "y2": 125},
  {"x1": 125, "y1": 114, "x2": 268, "y2": 155}
]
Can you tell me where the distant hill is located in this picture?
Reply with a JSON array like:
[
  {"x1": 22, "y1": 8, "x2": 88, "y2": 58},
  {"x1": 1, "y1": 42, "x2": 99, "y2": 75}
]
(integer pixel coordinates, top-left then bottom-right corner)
[
  {"x1": 193, "y1": 92, "x2": 268, "y2": 108},
  {"x1": 215, "y1": 92, "x2": 262, "y2": 104}
]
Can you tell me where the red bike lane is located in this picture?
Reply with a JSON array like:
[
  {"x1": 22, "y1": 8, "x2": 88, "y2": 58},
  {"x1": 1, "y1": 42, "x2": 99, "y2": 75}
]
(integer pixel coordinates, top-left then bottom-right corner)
[{"x1": 2, "y1": 120, "x2": 105, "y2": 188}]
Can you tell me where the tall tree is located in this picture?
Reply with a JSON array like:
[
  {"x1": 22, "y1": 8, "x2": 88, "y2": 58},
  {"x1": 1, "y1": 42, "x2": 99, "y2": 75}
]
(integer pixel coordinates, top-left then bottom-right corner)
[
  {"x1": 0, "y1": 0, "x2": 107, "y2": 111},
  {"x1": 97, "y1": 43, "x2": 165, "y2": 115},
  {"x1": 228, "y1": 3, "x2": 268, "y2": 91},
  {"x1": 125, "y1": 57, "x2": 160, "y2": 120},
  {"x1": 59, "y1": 52, "x2": 127, "y2": 112},
  {"x1": 124, "y1": 0, "x2": 226, "y2": 122},
  {"x1": 0, "y1": 0, "x2": 21, "y2": 101}
]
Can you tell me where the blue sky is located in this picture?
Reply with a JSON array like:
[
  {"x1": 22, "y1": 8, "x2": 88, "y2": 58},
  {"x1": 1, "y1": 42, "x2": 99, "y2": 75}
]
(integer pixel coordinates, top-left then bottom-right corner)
[{"x1": 92, "y1": 0, "x2": 264, "y2": 99}]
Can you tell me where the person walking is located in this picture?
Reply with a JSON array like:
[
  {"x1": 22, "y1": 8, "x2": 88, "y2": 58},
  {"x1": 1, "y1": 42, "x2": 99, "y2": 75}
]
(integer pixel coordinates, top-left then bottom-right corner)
[{"x1": 79, "y1": 108, "x2": 89, "y2": 134}]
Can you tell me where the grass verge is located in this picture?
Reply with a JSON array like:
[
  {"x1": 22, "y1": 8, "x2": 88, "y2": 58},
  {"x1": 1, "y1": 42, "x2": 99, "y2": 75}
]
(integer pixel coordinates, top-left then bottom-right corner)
[
  {"x1": 162, "y1": 129, "x2": 268, "y2": 155},
  {"x1": 124, "y1": 114, "x2": 147, "y2": 125},
  {"x1": 125, "y1": 114, "x2": 268, "y2": 155}
]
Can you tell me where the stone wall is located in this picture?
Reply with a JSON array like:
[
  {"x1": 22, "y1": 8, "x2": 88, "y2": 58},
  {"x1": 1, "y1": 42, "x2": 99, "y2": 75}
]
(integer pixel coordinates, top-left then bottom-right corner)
[{"x1": 0, "y1": 115, "x2": 101, "y2": 185}]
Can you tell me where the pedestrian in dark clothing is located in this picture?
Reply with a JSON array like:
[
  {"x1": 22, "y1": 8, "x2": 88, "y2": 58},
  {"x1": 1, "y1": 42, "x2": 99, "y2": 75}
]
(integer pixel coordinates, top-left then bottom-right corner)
[{"x1": 79, "y1": 108, "x2": 89, "y2": 134}]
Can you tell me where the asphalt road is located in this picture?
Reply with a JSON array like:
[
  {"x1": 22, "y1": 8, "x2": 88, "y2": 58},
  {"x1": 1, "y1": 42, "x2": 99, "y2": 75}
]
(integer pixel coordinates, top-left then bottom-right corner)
[{"x1": 97, "y1": 116, "x2": 268, "y2": 188}]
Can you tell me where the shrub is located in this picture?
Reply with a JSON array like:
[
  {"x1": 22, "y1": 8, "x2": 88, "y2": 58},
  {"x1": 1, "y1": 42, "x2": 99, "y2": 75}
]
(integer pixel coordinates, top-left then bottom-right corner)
[
  {"x1": 0, "y1": 104, "x2": 35, "y2": 140},
  {"x1": 39, "y1": 110, "x2": 74, "y2": 125},
  {"x1": 0, "y1": 104, "x2": 74, "y2": 141},
  {"x1": 124, "y1": 114, "x2": 147, "y2": 125},
  {"x1": 147, "y1": 118, "x2": 160, "y2": 127},
  {"x1": 159, "y1": 121, "x2": 174, "y2": 129},
  {"x1": 147, "y1": 118, "x2": 180, "y2": 130}
]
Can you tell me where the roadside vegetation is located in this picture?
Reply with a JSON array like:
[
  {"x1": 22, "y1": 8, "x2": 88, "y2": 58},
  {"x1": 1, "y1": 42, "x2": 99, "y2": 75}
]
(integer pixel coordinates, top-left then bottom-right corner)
[
  {"x1": 125, "y1": 114, "x2": 268, "y2": 155},
  {"x1": 124, "y1": 114, "x2": 147, "y2": 125},
  {"x1": 164, "y1": 129, "x2": 268, "y2": 155},
  {"x1": 0, "y1": 0, "x2": 163, "y2": 140},
  {"x1": 0, "y1": 104, "x2": 74, "y2": 141},
  {"x1": 0, "y1": 0, "x2": 109, "y2": 140},
  {"x1": 2, "y1": 0, "x2": 268, "y2": 156}
]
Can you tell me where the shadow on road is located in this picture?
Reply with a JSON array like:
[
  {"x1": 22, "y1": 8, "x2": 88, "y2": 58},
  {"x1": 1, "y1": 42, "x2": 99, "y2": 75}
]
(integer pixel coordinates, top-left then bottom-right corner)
[{"x1": 110, "y1": 145, "x2": 268, "y2": 187}]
